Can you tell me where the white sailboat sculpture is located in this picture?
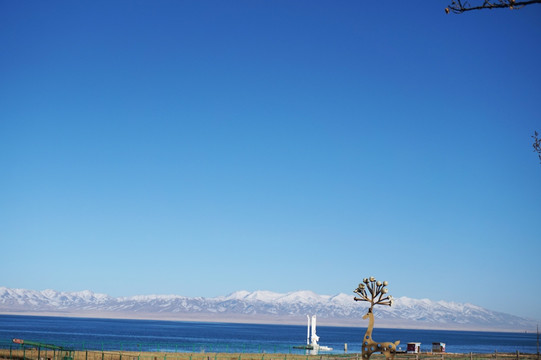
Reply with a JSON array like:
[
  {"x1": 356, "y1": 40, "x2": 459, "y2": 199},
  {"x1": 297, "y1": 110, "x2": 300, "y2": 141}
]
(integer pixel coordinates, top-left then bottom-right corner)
[{"x1": 306, "y1": 315, "x2": 333, "y2": 351}]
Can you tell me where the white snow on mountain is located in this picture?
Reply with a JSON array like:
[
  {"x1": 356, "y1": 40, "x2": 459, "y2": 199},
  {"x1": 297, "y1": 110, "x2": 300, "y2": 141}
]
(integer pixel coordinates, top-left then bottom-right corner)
[{"x1": 0, "y1": 286, "x2": 535, "y2": 332}]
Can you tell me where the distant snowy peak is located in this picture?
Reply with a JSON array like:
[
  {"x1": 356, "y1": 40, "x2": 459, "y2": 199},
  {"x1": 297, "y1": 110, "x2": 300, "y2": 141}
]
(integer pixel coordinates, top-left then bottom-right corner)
[
  {"x1": 123, "y1": 294, "x2": 188, "y2": 302},
  {"x1": 329, "y1": 293, "x2": 353, "y2": 303},
  {"x1": 231, "y1": 290, "x2": 284, "y2": 302},
  {"x1": 224, "y1": 290, "x2": 252, "y2": 300},
  {"x1": 279, "y1": 290, "x2": 330, "y2": 304},
  {"x1": 0, "y1": 287, "x2": 104, "y2": 301},
  {"x1": 0, "y1": 286, "x2": 535, "y2": 331},
  {"x1": 222, "y1": 290, "x2": 328, "y2": 304}
]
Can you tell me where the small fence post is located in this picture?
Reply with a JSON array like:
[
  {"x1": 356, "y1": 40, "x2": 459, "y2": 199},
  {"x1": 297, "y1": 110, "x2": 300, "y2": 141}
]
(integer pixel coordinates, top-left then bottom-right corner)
[
  {"x1": 470, "y1": 352, "x2": 473, "y2": 360},
  {"x1": 516, "y1": 351, "x2": 519, "y2": 360}
]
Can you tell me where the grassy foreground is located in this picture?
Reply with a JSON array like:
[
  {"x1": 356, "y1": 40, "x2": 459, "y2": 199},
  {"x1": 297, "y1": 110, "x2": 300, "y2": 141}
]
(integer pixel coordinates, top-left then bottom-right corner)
[{"x1": 0, "y1": 349, "x2": 539, "y2": 360}]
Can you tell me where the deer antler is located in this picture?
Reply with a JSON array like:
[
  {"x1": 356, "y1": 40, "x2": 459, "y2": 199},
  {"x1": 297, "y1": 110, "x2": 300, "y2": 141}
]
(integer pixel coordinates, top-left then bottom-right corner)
[{"x1": 354, "y1": 276, "x2": 394, "y2": 311}]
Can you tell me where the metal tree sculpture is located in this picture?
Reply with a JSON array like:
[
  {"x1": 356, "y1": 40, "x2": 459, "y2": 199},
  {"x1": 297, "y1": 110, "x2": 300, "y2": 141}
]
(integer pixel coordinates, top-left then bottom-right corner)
[{"x1": 354, "y1": 277, "x2": 400, "y2": 360}]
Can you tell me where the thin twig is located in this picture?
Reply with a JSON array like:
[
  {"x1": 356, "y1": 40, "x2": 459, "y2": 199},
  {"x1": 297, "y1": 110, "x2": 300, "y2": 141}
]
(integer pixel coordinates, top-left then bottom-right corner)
[{"x1": 446, "y1": 0, "x2": 541, "y2": 13}]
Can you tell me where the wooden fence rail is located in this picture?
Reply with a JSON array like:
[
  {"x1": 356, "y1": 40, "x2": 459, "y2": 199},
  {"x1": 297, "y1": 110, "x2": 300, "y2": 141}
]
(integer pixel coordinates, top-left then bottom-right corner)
[{"x1": 0, "y1": 349, "x2": 539, "y2": 360}]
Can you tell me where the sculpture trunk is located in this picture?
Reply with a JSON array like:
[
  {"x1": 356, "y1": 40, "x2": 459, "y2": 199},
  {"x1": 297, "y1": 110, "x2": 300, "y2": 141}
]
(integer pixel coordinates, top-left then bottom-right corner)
[{"x1": 362, "y1": 309, "x2": 400, "y2": 360}]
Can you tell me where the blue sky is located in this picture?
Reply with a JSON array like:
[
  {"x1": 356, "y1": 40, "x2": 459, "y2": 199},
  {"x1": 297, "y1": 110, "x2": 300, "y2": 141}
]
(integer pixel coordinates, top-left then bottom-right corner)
[{"x1": 1, "y1": 1, "x2": 540, "y2": 323}]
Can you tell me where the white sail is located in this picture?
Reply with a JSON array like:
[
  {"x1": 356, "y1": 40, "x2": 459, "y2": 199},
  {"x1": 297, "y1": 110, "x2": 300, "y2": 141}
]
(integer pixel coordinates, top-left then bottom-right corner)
[
  {"x1": 306, "y1": 315, "x2": 310, "y2": 345},
  {"x1": 310, "y1": 315, "x2": 319, "y2": 346}
]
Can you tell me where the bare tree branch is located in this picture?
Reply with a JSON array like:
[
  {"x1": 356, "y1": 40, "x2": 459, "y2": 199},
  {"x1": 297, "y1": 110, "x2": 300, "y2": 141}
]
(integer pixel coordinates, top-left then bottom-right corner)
[{"x1": 446, "y1": 0, "x2": 541, "y2": 14}]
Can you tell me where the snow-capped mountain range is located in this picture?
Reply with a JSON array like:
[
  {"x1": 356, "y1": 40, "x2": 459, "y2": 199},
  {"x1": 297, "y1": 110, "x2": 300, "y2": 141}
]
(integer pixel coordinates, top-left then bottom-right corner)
[{"x1": 0, "y1": 287, "x2": 535, "y2": 332}]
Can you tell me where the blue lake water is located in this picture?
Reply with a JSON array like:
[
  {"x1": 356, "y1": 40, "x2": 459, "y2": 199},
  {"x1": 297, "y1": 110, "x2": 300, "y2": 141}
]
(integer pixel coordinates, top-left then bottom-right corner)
[{"x1": 0, "y1": 315, "x2": 538, "y2": 354}]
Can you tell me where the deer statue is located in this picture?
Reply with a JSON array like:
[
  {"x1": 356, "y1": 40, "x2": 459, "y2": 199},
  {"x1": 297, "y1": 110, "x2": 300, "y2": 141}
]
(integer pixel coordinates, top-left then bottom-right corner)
[{"x1": 354, "y1": 277, "x2": 400, "y2": 360}]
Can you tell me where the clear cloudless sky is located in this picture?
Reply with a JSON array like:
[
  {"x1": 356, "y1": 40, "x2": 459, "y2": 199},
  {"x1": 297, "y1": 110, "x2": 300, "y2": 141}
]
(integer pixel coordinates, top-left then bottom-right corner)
[{"x1": 1, "y1": 1, "x2": 540, "y2": 322}]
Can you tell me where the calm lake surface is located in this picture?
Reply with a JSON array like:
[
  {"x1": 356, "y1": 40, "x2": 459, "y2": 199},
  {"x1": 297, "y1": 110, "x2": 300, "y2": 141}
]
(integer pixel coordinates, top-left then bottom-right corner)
[{"x1": 0, "y1": 315, "x2": 538, "y2": 354}]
